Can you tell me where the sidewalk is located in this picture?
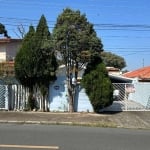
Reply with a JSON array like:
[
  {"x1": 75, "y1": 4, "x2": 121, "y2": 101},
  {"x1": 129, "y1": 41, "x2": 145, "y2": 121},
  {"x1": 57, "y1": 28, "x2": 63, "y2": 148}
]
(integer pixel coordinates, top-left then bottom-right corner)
[{"x1": 0, "y1": 111, "x2": 150, "y2": 129}]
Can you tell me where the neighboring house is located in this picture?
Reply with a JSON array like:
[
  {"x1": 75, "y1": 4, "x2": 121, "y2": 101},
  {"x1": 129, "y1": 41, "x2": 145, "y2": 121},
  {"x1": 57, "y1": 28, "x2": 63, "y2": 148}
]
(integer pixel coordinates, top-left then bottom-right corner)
[
  {"x1": 0, "y1": 38, "x2": 22, "y2": 76},
  {"x1": 123, "y1": 66, "x2": 150, "y2": 82},
  {"x1": 0, "y1": 38, "x2": 22, "y2": 62},
  {"x1": 0, "y1": 38, "x2": 22, "y2": 110},
  {"x1": 103, "y1": 66, "x2": 150, "y2": 111},
  {"x1": 123, "y1": 66, "x2": 150, "y2": 109}
]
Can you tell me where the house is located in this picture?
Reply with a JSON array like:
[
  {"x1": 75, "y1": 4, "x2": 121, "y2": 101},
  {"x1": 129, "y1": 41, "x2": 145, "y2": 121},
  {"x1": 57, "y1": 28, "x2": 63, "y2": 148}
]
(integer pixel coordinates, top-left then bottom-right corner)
[
  {"x1": 49, "y1": 65, "x2": 93, "y2": 112},
  {"x1": 122, "y1": 66, "x2": 150, "y2": 109},
  {"x1": 0, "y1": 38, "x2": 22, "y2": 76},
  {"x1": 103, "y1": 66, "x2": 150, "y2": 111},
  {"x1": 0, "y1": 38, "x2": 22, "y2": 62},
  {"x1": 123, "y1": 66, "x2": 150, "y2": 82},
  {"x1": 0, "y1": 38, "x2": 22, "y2": 110},
  {"x1": 49, "y1": 65, "x2": 150, "y2": 112},
  {"x1": 0, "y1": 37, "x2": 149, "y2": 112},
  {"x1": 9, "y1": 65, "x2": 149, "y2": 112}
]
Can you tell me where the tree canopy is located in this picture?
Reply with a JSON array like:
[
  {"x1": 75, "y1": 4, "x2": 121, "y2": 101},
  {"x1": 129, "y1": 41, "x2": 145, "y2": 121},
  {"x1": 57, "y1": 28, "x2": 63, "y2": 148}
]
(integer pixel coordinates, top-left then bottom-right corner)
[
  {"x1": 33, "y1": 15, "x2": 57, "y2": 87},
  {"x1": 53, "y1": 8, "x2": 103, "y2": 64},
  {"x1": 101, "y1": 51, "x2": 126, "y2": 70},
  {"x1": 15, "y1": 25, "x2": 36, "y2": 89}
]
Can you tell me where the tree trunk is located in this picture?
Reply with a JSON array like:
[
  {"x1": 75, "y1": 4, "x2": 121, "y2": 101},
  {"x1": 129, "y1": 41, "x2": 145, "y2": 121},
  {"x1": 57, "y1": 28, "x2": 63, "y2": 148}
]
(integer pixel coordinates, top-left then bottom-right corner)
[
  {"x1": 42, "y1": 96, "x2": 45, "y2": 112},
  {"x1": 68, "y1": 87, "x2": 74, "y2": 112}
]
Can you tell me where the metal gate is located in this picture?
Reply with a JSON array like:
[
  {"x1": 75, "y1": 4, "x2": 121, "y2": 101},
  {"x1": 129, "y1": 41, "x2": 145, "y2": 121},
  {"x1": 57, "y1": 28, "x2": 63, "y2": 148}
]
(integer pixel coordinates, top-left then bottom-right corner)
[
  {"x1": 107, "y1": 83, "x2": 150, "y2": 111},
  {"x1": 0, "y1": 85, "x2": 8, "y2": 110}
]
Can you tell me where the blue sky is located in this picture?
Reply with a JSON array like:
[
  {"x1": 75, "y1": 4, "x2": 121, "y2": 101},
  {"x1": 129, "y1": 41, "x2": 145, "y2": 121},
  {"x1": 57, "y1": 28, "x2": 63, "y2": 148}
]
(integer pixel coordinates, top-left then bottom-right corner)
[{"x1": 0, "y1": 0, "x2": 150, "y2": 71}]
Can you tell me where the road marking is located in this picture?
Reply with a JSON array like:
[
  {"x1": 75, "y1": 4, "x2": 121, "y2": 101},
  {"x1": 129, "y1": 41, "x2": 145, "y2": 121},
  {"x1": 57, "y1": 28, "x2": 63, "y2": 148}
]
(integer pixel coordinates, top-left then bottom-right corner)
[{"x1": 0, "y1": 144, "x2": 59, "y2": 149}]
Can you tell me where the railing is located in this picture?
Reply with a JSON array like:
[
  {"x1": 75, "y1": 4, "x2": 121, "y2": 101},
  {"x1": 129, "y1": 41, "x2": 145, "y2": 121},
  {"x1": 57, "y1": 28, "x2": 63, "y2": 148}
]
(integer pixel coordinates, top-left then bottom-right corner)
[
  {"x1": 0, "y1": 85, "x2": 7, "y2": 109},
  {"x1": 111, "y1": 83, "x2": 150, "y2": 111},
  {"x1": 0, "y1": 85, "x2": 29, "y2": 110},
  {"x1": 0, "y1": 84, "x2": 50, "y2": 111}
]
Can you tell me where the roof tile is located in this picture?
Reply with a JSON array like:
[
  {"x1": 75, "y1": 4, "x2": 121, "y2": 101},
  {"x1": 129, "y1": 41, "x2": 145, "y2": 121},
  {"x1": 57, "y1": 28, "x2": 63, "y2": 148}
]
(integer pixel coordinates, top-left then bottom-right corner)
[{"x1": 123, "y1": 66, "x2": 150, "y2": 80}]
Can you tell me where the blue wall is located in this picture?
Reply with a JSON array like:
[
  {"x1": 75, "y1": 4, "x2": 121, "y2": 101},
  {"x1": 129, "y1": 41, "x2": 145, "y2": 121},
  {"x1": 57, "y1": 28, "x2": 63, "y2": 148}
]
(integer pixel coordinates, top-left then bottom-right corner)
[{"x1": 49, "y1": 76, "x2": 94, "y2": 112}]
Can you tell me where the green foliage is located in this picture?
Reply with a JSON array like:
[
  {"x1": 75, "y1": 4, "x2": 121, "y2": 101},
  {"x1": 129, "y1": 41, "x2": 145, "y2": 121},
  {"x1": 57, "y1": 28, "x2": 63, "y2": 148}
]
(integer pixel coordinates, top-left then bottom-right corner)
[
  {"x1": 34, "y1": 15, "x2": 58, "y2": 89},
  {"x1": 0, "y1": 23, "x2": 9, "y2": 37},
  {"x1": 82, "y1": 56, "x2": 113, "y2": 113},
  {"x1": 101, "y1": 52, "x2": 126, "y2": 70},
  {"x1": 15, "y1": 15, "x2": 57, "y2": 88},
  {"x1": 15, "y1": 15, "x2": 58, "y2": 111},
  {"x1": 53, "y1": 8, "x2": 103, "y2": 65},
  {"x1": 15, "y1": 25, "x2": 36, "y2": 89}
]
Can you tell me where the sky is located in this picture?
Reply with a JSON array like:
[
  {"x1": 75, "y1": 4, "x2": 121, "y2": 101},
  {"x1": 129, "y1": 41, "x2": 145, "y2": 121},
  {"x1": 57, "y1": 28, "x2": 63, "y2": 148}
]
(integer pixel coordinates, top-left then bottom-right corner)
[{"x1": 0, "y1": 0, "x2": 150, "y2": 71}]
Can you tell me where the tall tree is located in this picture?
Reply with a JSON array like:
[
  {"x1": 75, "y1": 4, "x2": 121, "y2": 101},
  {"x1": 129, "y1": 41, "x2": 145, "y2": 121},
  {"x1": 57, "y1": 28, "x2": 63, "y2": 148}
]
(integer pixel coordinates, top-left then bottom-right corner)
[
  {"x1": 82, "y1": 55, "x2": 114, "y2": 113},
  {"x1": 33, "y1": 15, "x2": 58, "y2": 111},
  {"x1": 15, "y1": 25, "x2": 36, "y2": 110},
  {"x1": 15, "y1": 15, "x2": 58, "y2": 111},
  {"x1": 101, "y1": 51, "x2": 126, "y2": 70},
  {"x1": 53, "y1": 8, "x2": 103, "y2": 112}
]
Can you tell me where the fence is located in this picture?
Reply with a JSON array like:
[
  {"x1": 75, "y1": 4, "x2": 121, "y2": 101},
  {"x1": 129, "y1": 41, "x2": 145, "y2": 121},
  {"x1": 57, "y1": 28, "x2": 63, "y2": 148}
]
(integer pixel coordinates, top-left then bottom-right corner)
[
  {"x1": 0, "y1": 84, "x2": 46, "y2": 111},
  {"x1": 0, "y1": 83, "x2": 150, "y2": 111},
  {"x1": 0, "y1": 85, "x2": 29, "y2": 110},
  {"x1": 104, "y1": 83, "x2": 150, "y2": 111}
]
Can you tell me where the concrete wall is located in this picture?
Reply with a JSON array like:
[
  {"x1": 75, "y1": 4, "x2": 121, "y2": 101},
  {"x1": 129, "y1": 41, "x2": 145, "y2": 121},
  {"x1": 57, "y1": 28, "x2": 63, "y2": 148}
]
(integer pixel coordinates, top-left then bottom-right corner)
[
  {"x1": 49, "y1": 76, "x2": 69, "y2": 112},
  {"x1": 129, "y1": 82, "x2": 150, "y2": 107},
  {"x1": 49, "y1": 74, "x2": 94, "y2": 112}
]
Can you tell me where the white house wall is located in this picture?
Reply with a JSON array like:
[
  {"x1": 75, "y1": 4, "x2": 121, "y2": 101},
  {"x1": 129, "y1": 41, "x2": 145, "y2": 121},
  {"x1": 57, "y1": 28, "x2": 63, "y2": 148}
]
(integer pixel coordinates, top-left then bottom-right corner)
[
  {"x1": 129, "y1": 82, "x2": 150, "y2": 107},
  {"x1": 49, "y1": 76, "x2": 69, "y2": 112},
  {"x1": 76, "y1": 87, "x2": 93, "y2": 112},
  {"x1": 49, "y1": 74, "x2": 94, "y2": 112}
]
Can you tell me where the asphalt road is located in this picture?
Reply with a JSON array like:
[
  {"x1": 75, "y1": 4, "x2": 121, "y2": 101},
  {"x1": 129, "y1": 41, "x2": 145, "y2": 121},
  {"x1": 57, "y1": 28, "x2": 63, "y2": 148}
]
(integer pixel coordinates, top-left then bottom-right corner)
[{"x1": 0, "y1": 124, "x2": 150, "y2": 150}]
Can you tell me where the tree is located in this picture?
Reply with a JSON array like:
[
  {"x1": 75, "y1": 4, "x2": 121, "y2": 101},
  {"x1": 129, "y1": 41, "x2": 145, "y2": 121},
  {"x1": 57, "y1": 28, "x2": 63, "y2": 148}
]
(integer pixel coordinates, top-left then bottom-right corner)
[
  {"x1": 81, "y1": 55, "x2": 113, "y2": 113},
  {"x1": 101, "y1": 51, "x2": 126, "y2": 70},
  {"x1": 15, "y1": 15, "x2": 58, "y2": 111},
  {"x1": 15, "y1": 25, "x2": 37, "y2": 110},
  {"x1": 0, "y1": 23, "x2": 9, "y2": 38},
  {"x1": 34, "y1": 15, "x2": 58, "y2": 111},
  {"x1": 15, "y1": 25, "x2": 36, "y2": 89},
  {"x1": 53, "y1": 8, "x2": 103, "y2": 112}
]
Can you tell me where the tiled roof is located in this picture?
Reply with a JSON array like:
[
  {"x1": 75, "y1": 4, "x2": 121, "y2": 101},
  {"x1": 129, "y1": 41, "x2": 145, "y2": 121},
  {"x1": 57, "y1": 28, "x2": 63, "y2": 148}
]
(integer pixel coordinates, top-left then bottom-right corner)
[{"x1": 123, "y1": 66, "x2": 150, "y2": 80}]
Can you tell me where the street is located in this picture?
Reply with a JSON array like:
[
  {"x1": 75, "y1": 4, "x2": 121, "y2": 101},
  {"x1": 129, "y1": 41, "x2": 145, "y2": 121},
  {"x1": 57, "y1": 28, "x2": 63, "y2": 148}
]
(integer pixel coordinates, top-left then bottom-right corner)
[{"x1": 0, "y1": 124, "x2": 149, "y2": 150}]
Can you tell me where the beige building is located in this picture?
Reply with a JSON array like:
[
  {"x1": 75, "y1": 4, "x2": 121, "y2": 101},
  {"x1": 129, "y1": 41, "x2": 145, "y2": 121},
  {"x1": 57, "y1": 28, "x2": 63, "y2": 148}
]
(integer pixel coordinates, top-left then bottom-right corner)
[
  {"x1": 0, "y1": 38, "x2": 22, "y2": 76},
  {"x1": 0, "y1": 38, "x2": 22, "y2": 62}
]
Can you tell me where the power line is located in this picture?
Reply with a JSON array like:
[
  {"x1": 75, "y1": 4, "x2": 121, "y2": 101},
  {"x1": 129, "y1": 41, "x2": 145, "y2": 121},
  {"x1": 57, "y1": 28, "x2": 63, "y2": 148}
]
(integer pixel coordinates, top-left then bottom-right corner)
[{"x1": 1, "y1": 17, "x2": 150, "y2": 56}]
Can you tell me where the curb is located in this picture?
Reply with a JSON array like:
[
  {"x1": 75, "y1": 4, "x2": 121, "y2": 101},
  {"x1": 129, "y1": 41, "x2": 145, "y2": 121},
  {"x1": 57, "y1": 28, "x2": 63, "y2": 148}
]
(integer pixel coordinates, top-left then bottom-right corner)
[{"x1": 0, "y1": 120, "x2": 117, "y2": 128}]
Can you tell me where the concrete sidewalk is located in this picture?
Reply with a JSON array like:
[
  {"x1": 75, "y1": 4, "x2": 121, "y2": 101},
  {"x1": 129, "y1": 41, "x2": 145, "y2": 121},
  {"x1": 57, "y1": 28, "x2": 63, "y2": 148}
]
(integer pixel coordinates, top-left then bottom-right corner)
[{"x1": 0, "y1": 111, "x2": 150, "y2": 129}]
